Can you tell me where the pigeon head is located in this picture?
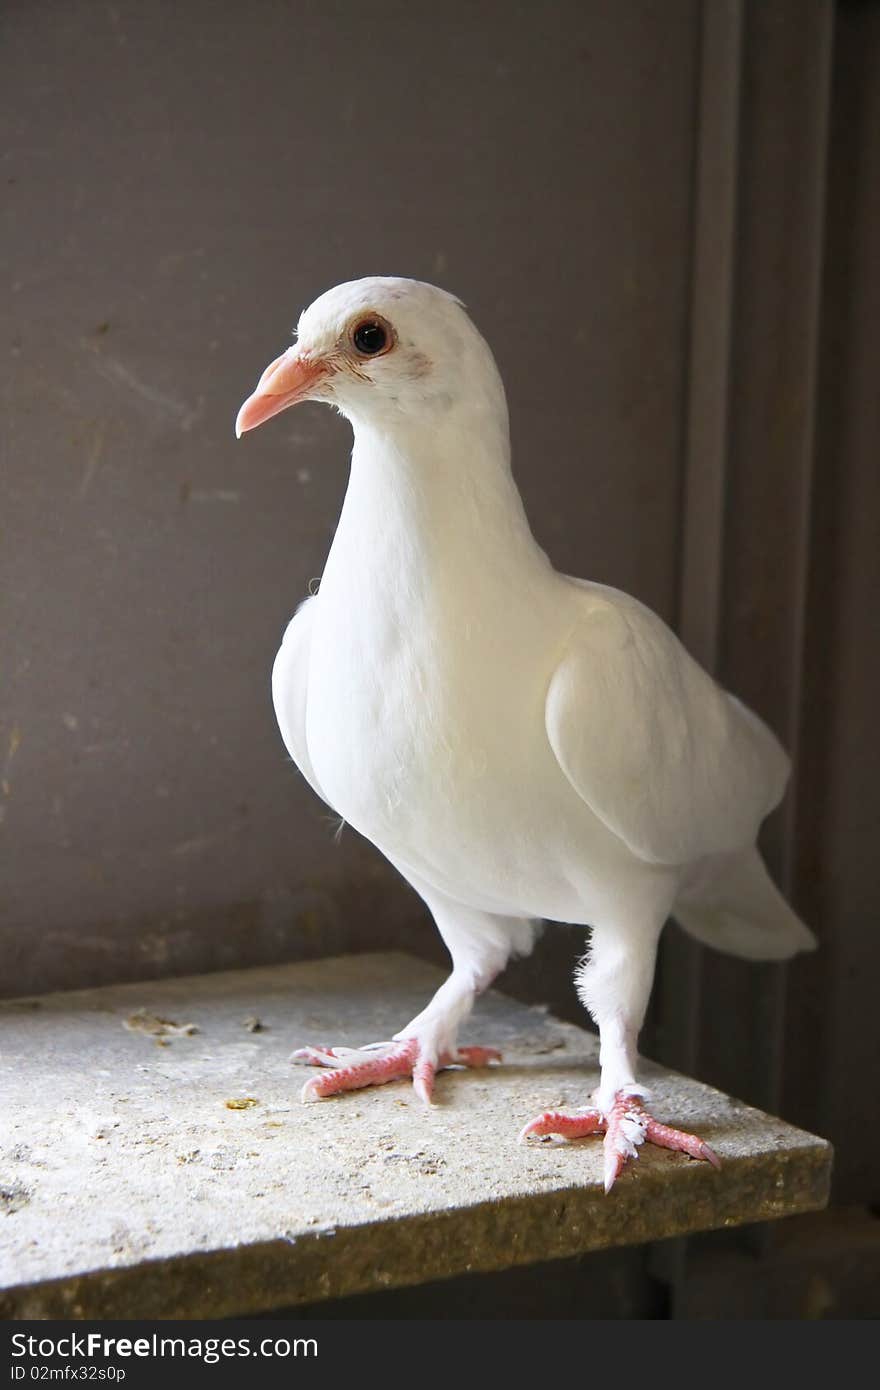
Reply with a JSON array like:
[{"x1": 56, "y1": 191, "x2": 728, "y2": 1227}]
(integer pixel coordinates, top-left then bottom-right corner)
[{"x1": 235, "y1": 277, "x2": 505, "y2": 437}]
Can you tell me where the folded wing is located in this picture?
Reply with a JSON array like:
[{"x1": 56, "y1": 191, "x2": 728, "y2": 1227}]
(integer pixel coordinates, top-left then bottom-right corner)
[{"x1": 545, "y1": 585, "x2": 790, "y2": 866}]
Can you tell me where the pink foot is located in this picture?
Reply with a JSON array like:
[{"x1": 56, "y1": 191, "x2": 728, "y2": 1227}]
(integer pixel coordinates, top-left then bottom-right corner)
[
  {"x1": 293, "y1": 1039, "x2": 501, "y2": 1105},
  {"x1": 520, "y1": 1092, "x2": 720, "y2": 1193}
]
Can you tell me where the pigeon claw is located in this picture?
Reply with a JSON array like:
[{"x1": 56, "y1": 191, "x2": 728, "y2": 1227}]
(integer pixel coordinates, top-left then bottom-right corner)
[
  {"x1": 520, "y1": 1091, "x2": 720, "y2": 1194},
  {"x1": 293, "y1": 1038, "x2": 501, "y2": 1104},
  {"x1": 640, "y1": 1111, "x2": 721, "y2": 1169},
  {"x1": 518, "y1": 1109, "x2": 605, "y2": 1143}
]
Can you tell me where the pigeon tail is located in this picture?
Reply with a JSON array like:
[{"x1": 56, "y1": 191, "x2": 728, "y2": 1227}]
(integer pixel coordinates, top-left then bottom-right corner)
[{"x1": 673, "y1": 846, "x2": 817, "y2": 962}]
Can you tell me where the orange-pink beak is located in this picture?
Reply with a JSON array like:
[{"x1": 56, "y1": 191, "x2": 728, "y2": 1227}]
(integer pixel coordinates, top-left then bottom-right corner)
[{"x1": 235, "y1": 348, "x2": 327, "y2": 438}]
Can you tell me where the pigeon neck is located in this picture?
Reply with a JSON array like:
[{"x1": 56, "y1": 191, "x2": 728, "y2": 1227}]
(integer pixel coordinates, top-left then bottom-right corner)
[{"x1": 339, "y1": 407, "x2": 547, "y2": 576}]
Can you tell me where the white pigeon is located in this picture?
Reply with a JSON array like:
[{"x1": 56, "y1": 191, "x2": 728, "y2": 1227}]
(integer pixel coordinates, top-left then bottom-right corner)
[{"x1": 236, "y1": 277, "x2": 816, "y2": 1191}]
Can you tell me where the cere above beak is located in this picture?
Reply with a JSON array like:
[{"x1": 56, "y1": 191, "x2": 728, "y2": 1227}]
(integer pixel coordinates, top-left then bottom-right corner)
[{"x1": 235, "y1": 348, "x2": 326, "y2": 438}]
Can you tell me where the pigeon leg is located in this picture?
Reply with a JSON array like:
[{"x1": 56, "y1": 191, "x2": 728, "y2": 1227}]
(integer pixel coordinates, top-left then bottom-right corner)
[
  {"x1": 294, "y1": 888, "x2": 536, "y2": 1105},
  {"x1": 521, "y1": 914, "x2": 719, "y2": 1190},
  {"x1": 521, "y1": 1091, "x2": 720, "y2": 1190},
  {"x1": 293, "y1": 960, "x2": 500, "y2": 1105}
]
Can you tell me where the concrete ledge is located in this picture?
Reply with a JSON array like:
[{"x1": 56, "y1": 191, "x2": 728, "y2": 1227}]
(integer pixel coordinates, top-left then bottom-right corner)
[{"x1": 0, "y1": 952, "x2": 832, "y2": 1318}]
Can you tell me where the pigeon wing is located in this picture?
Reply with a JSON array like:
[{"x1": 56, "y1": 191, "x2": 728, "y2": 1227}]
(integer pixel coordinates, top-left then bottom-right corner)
[{"x1": 545, "y1": 588, "x2": 790, "y2": 866}]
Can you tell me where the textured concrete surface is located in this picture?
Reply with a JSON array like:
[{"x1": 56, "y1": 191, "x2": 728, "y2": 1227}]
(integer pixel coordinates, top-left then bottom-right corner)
[{"x1": 0, "y1": 952, "x2": 831, "y2": 1318}]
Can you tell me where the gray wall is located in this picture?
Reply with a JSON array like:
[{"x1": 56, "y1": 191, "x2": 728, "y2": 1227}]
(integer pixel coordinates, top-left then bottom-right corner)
[{"x1": 2, "y1": 0, "x2": 699, "y2": 987}]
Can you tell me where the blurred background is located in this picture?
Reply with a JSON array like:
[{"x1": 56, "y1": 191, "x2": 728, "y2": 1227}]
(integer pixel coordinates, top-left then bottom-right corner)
[{"x1": 2, "y1": 0, "x2": 878, "y2": 1317}]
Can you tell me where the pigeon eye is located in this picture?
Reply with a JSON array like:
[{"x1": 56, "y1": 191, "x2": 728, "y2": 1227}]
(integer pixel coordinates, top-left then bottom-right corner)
[{"x1": 352, "y1": 318, "x2": 391, "y2": 357}]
